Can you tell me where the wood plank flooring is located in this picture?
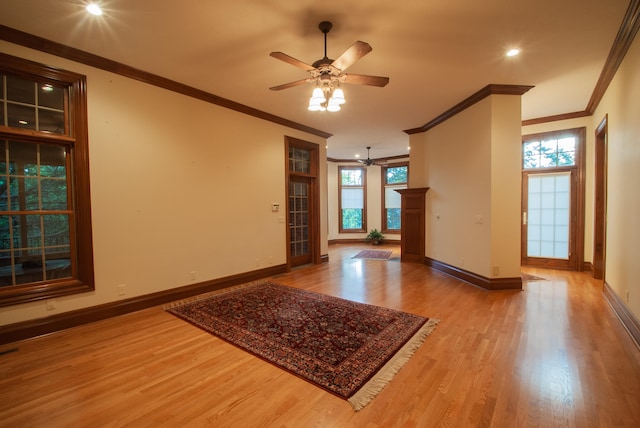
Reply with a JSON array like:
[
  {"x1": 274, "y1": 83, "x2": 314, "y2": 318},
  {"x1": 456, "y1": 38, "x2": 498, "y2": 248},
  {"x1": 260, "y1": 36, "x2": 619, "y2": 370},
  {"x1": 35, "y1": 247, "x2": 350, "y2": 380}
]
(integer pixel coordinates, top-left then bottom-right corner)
[{"x1": 1, "y1": 244, "x2": 639, "y2": 427}]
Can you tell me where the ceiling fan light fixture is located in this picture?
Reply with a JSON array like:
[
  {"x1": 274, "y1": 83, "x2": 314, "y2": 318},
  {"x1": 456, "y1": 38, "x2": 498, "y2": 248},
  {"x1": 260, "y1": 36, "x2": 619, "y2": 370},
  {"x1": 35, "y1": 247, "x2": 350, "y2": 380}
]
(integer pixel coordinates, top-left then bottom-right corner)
[
  {"x1": 307, "y1": 100, "x2": 325, "y2": 111},
  {"x1": 326, "y1": 102, "x2": 341, "y2": 112},
  {"x1": 331, "y1": 87, "x2": 346, "y2": 105},
  {"x1": 270, "y1": 21, "x2": 388, "y2": 112},
  {"x1": 308, "y1": 87, "x2": 327, "y2": 111}
]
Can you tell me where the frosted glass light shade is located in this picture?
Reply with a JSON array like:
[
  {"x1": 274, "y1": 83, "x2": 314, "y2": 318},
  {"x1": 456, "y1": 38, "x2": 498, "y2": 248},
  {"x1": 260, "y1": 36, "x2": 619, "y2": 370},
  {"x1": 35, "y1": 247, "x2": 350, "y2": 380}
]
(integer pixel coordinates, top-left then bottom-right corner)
[{"x1": 331, "y1": 88, "x2": 346, "y2": 105}]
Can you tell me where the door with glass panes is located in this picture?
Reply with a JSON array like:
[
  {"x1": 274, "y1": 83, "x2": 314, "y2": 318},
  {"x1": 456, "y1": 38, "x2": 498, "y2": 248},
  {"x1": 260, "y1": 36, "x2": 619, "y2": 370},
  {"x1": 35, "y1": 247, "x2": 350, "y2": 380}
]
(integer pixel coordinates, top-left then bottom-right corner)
[
  {"x1": 286, "y1": 138, "x2": 319, "y2": 269},
  {"x1": 521, "y1": 129, "x2": 584, "y2": 270}
]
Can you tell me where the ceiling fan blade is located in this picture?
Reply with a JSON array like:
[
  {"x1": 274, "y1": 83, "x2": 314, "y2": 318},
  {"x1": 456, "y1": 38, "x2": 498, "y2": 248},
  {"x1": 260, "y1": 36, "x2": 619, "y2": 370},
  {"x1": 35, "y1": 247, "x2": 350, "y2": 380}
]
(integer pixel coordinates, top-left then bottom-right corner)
[
  {"x1": 343, "y1": 73, "x2": 390, "y2": 87},
  {"x1": 269, "y1": 79, "x2": 312, "y2": 91},
  {"x1": 270, "y1": 52, "x2": 316, "y2": 71},
  {"x1": 331, "y1": 41, "x2": 372, "y2": 71}
]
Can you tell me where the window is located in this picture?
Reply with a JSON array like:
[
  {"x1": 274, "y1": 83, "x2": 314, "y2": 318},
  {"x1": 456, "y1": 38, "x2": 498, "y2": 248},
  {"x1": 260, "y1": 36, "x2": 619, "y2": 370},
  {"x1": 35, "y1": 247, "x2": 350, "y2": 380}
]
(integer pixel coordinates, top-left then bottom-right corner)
[
  {"x1": 0, "y1": 53, "x2": 94, "y2": 307},
  {"x1": 382, "y1": 163, "x2": 408, "y2": 233},
  {"x1": 338, "y1": 166, "x2": 366, "y2": 232},
  {"x1": 523, "y1": 136, "x2": 576, "y2": 169}
]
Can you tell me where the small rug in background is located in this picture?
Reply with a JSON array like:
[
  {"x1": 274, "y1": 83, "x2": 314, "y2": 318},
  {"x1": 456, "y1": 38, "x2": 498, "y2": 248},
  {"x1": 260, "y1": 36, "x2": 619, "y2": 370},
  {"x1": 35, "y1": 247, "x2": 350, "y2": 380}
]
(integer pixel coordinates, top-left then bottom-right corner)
[
  {"x1": 522, "y1": 273, "x2": 547, "y2": 282},
  {"x1": 166, "y1": 281, "x2": 439, "y2": 411},
  {"x1": 352, "y1": 249, "x2": 393, "y2": 260}
]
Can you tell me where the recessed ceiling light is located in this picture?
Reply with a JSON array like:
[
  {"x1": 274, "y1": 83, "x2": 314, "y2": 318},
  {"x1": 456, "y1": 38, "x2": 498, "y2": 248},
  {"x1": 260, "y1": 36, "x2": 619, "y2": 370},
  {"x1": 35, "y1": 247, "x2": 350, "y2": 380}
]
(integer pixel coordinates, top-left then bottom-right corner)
[
  {"x1": 506, "y1": 48, "x2": 521, "y2": 57},
  {"x1": 86, "y1": 3, "x2": 103, "y2": 16}
]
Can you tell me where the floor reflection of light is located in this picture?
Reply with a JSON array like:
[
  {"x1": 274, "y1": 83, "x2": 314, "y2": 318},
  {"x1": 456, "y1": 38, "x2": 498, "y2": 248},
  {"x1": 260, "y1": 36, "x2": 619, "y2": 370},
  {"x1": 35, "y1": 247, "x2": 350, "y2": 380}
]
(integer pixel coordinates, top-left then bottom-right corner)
[
  {"x1": 340, "y1": 259, "x2": 367, "y2": 302},
  {"x1": 524, "y1": 349, "x2": 576, "y2": 416}
]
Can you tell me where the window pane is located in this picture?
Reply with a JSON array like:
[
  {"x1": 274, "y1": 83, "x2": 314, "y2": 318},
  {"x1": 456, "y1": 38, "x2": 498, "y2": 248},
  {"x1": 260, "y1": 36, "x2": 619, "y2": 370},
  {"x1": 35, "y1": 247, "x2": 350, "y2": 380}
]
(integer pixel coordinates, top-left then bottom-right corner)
[
  {"x1": 40, "y1": 145, "x2": 67, "y2": 178},
  {"x1": 39, "y1": 109, "x2": 65, "y2": 134},
  {"x1": 7, "y1": 75, "x2": 35, "y2": 104},
  {"x1": 341, "y1": 169, "x2": 362, "y2": 186},
  {"x1": 385, "y1": 166, "x2": 407, "y2": 184},
  {"x1": 341, "y1": 209, "x2": 363, "y2": 229},
  {"x1": 557, "y1": 151, "x2": 575, "y2": 166},
  {"x1": 341, "y1": 188, "x2": 363, "y2": 209},
  {"x1": 288, "y1": 147, "x2": 311, "y2": 174},
  {"x1": 10, "y1": 141, "x2": 38, "y2": 175},
  {"x1": 39, "y1": 84, "x2": 64, "y2": 109},
  {"x1": 7, "y1": 104, "x2": 36, "y2": 130},
  {"x1": 42, "y1": 179, "x2": 67, "y2": 210},
  {"x1": 385, "y1": 187, "x2": 402, "y2": 209},
  {"x1": 386, "y1": 208, "x2": 401, "y2": 229},
  {"x1": 523, "y1": 136, "x2": 576, "y2": 168},
  {"x1": 43, "y1": 214, "x2": 71, "y2": 250},
  {"x1": 557, "y1": 137, "x2": 576, "y2": 153}
]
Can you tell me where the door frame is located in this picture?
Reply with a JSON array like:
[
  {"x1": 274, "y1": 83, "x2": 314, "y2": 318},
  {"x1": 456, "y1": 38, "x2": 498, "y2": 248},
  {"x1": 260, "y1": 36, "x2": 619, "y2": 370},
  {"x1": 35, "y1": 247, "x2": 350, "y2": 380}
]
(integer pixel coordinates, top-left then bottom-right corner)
[
  {"x1": 593, "y1": 116, "x2": 608, "y2": 279},
  {"x1": 285, "y1": 136, "x2": 321, "y2": 270},
  {"x1": 521, "y1": 127, "x2": 586, "y2": 270}
]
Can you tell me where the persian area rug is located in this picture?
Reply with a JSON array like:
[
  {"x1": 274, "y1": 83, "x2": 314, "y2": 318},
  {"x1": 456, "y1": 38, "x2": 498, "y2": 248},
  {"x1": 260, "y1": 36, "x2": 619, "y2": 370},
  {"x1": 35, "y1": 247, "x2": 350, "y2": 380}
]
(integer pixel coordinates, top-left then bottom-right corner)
[
  {"x1": 166, "y1": 281, "x2": 438, "y2": 410},
  {"x1": 521, "y1": 273, "x2": 547, "y2": 282},
  {"x1": 352, "y1": 249, "x2": 393, "y2": 260}
]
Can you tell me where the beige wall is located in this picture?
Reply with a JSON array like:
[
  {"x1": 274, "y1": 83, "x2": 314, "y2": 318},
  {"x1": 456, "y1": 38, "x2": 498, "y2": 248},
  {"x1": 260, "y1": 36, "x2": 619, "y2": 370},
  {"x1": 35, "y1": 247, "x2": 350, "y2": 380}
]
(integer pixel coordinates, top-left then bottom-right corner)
[
  {"x1": 410, "y1": 94, "x2": 522, "y2": 278},
  {"x1": 593, "y1": 31, "x2": 640, "y2": 319},
  {"x1": 0, "y1": 41, "x2": 327, "y2": 325}
]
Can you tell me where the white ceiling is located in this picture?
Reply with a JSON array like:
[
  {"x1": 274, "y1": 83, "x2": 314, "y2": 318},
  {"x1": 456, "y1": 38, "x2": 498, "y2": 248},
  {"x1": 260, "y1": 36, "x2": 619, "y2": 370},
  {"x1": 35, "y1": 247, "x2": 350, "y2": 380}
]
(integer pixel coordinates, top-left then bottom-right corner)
[{"x1": 0, "y1": 0, "x2": 631, "y2": 160}]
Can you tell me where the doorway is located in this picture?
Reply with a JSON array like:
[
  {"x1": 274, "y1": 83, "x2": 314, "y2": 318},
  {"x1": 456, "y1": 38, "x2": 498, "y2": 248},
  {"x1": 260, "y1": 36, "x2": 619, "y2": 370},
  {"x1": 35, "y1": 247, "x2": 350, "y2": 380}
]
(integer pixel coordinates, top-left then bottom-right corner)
[
  {"x1": 285, "y1": 137, "x2": 320, "y2": 269},
  {"x1": 521, "y1": 128, "x2": 585, "y2": 270}
]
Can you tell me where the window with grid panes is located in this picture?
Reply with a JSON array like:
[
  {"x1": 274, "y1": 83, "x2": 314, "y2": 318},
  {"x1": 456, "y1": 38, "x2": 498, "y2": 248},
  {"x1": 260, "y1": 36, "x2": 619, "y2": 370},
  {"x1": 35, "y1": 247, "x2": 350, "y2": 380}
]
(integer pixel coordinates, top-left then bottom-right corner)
[
  {"x1": 338, "y1": 166, "x2": 366, "y2": 232},
  {"x1": 382, "y1": 163, "x2": 408, "y2": 233},
  {"x1": 0, "y1": 53, "x2": 94, "y2": 307}
]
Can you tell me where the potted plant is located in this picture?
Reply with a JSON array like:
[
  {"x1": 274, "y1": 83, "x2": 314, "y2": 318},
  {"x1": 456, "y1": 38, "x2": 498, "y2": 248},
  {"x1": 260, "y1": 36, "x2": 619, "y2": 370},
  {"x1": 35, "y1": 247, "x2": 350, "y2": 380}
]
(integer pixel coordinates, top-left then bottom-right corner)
[{"x1": 365, "y1": 228, "x2": 385, "y2": 245}]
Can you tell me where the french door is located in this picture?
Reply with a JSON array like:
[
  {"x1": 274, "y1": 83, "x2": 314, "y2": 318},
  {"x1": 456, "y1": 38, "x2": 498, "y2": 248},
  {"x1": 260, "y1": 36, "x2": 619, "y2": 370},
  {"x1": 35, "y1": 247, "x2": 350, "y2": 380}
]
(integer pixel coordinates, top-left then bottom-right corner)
[
  {"x1": 288, "y1": 176, "x2": 312, "y2": 267},
  {"x1": 285, "y1": 137, "x2": 319, "y2": 269}
]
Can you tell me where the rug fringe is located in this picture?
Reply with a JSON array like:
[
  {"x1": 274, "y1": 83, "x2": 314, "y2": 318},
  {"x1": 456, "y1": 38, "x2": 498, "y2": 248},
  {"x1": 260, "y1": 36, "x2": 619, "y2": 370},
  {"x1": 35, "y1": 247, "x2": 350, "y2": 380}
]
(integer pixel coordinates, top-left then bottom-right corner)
[{"x1": 347, "y1": 317, "x2": 440, "y2": 411}]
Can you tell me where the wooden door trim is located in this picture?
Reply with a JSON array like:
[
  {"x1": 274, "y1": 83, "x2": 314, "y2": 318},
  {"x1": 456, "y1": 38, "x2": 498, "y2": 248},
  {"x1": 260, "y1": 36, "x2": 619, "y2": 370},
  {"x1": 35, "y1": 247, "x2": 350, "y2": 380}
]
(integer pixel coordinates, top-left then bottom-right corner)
[
  {"x1": 593, "y1": 115, "x2": 608, "y2": 279},
  {"x1": 521, "y1": 127, "x2": 586, "y2": 270},
  {"x1": 284, "y1": 136, "x2": 321, "y2": 271}
]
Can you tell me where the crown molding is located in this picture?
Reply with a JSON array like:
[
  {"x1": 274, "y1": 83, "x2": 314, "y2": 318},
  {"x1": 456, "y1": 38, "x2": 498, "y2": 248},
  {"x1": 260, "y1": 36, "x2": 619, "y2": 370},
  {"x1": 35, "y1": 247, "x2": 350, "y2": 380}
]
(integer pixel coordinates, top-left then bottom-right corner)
[
  {"x1": 403, "y1": 84, "x2": 534, "y2": 135},
  {"x1": 0, "y1": 25, "x2": 332, "y2": 139}
]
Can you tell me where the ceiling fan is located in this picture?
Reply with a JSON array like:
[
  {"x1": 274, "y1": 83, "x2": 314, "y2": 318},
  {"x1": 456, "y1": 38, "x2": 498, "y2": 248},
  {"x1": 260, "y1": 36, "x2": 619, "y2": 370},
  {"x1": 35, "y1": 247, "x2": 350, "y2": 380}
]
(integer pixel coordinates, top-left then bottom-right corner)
[
  {"x1": 358, "y1": 146, "x2": 385, "y2": 166},
  {"x1": 269, "y1": 21, "x2": 389, "y2": 108}
]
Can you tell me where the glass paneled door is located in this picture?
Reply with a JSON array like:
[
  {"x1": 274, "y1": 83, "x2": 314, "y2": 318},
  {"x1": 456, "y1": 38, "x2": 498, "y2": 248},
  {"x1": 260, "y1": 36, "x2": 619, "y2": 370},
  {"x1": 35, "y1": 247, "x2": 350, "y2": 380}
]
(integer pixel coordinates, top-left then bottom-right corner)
[
  {"x1": 522, "y1": 171, "x2": 577, "y2": 269},
  {"x1": 286, "y1": 137, "x2": 319, "y2": 269},
  {"x1": 288, "y1": 176, "x2": 312, "y2": 267}
]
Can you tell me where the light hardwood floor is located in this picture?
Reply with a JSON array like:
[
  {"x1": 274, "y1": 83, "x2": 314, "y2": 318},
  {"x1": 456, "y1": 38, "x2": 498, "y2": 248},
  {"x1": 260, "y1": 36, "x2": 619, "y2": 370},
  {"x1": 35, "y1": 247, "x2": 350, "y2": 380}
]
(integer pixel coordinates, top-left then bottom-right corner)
[{"x1": 1, "y1": 244, "x2": 640, "y2": 427}]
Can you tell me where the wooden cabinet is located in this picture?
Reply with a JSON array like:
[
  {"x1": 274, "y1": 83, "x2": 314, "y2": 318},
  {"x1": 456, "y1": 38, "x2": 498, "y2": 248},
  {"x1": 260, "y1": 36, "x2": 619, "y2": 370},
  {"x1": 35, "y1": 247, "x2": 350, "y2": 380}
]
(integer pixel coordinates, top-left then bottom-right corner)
[{"x1": 395, "y1": 188, "x2": 429, "y2": 263}]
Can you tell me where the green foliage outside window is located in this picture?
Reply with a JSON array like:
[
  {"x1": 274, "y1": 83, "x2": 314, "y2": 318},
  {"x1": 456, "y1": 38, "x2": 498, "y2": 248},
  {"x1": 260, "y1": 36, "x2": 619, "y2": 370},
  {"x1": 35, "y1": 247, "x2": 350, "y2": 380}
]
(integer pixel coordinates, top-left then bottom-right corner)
[
  {"x1": 386, "y1": 208, "x2": 401, "y2": 230},
  {"x1": 523, "y1": 137, "x2": 576, "y2": 169},
  {"x1": 342, "y1": 208, "x2": 363, "y2": 229},
  {"x1": 341, "y1": 169, "x2": 363, "y2": 186},
  {"x1": 386, "y1": 166, "x2": 407, "y2": 184}
]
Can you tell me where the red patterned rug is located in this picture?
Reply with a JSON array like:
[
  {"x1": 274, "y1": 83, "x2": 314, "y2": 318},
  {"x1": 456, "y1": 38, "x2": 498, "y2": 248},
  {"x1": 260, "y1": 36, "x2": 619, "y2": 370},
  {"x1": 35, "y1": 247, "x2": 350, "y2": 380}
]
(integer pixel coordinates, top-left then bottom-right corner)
[
  {"x1": 166, "y1": 281, "x2": 438, "y2": 410},
  {"x1": 352, "y1": 249, "x2": 393, "y2": 260}
]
